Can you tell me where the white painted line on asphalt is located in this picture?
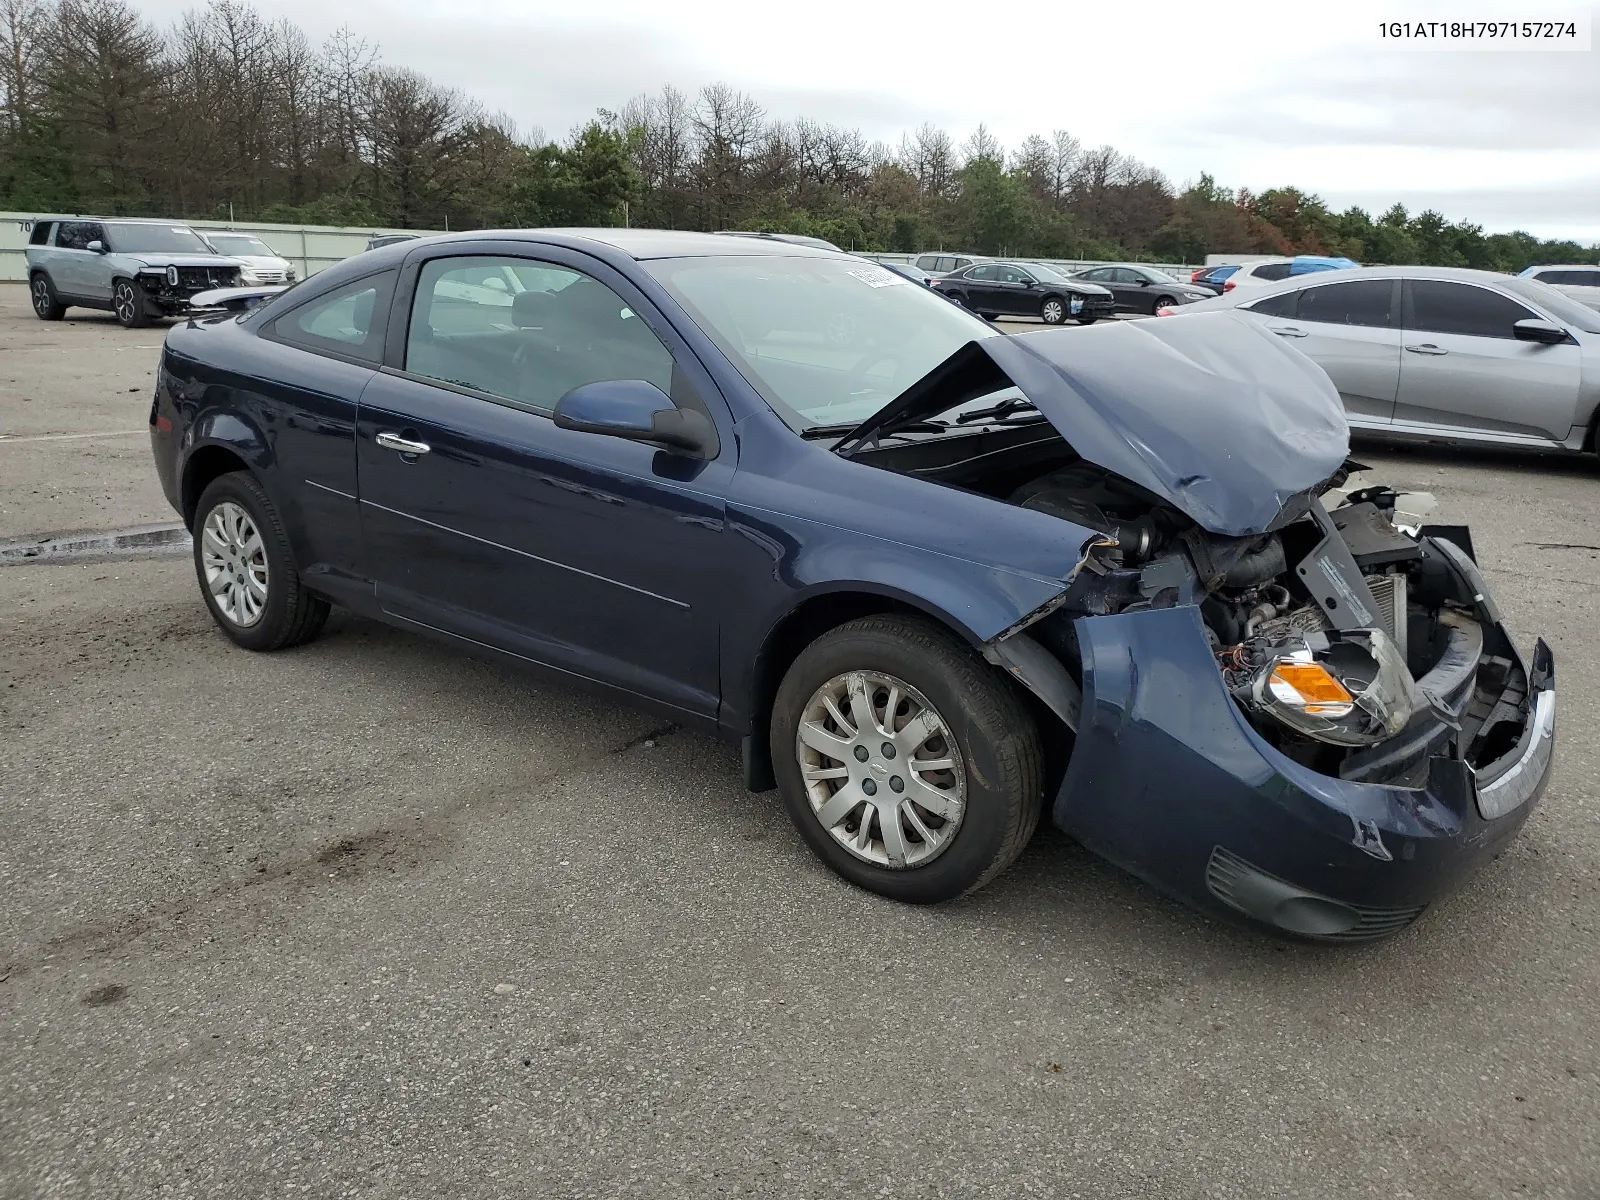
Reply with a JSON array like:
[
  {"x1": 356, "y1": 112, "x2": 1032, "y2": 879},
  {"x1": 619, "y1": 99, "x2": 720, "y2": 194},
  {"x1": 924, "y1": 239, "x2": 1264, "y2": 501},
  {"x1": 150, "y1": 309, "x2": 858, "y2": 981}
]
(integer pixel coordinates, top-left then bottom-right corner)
[{"x1": 0, "y1": 429, "x2": 146, "y2": 444}]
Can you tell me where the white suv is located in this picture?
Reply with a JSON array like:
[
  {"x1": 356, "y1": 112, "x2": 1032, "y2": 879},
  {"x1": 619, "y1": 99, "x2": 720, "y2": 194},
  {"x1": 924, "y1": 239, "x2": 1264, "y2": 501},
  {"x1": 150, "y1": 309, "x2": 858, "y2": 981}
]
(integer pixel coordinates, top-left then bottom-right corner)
[
  {"x1": 1519, "y1": 264, "x2": 1600, "y2": 312},
  {"x1": 1219, "y1": 258, "x2": 1296, "y2": 293}
]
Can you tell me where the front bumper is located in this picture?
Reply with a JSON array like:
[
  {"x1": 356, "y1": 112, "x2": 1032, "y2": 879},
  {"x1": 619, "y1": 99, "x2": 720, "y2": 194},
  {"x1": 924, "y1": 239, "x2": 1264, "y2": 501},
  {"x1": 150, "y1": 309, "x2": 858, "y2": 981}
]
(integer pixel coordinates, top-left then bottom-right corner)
[{"x1": 1054, "y1": 604, "x2": 1555, "y2": 941}]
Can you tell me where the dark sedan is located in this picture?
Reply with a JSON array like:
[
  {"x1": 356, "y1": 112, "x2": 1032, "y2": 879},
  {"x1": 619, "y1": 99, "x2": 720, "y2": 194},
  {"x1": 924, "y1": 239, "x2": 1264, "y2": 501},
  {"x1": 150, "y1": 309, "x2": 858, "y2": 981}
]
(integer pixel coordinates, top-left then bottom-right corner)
[
  {"x1": 1072, "y1": 263, "x2": 1212, "y2": 314},
  {"x1": 931, "y1": 260, "x2": 1116, "y2": 324},
  {"x1": 149, "y1": 230, "x2": 1555, "y2": 941}
]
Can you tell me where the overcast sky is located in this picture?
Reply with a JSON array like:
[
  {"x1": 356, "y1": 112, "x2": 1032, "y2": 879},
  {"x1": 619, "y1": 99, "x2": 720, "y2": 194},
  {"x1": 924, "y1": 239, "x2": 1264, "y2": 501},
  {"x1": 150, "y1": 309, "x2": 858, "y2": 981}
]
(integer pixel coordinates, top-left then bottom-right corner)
[{"x1": 143, "y1": 0, "x2": 1600, "y2": 242}]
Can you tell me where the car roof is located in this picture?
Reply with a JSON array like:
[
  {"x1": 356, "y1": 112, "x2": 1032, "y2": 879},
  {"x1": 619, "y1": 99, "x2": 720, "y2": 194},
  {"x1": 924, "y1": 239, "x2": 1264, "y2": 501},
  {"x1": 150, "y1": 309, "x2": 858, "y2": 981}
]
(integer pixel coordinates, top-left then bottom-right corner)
[
  {"x1": 30, "y1": 215, "x2": 198, "y2": 224},
  {"x1": 1524, "y1": 263, "x2": 1599, "y2": 272},
  {"x1": 374, "y1": 227, "x2": 846, "y2": 261}
]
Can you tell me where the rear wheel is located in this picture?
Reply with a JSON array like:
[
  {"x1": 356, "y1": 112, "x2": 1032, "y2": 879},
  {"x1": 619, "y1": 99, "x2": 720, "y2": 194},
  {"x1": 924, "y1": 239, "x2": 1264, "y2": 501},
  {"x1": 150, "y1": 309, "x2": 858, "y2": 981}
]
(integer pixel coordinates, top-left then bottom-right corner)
[
  {"x1": 113, "y1": 278, "x2": 149, "y2": 328},
  {"x1": 30, "y1": 273, "x2": 66, "y2": 320},
  {"x1": 770, "y1": 615, "x2": 1044, "y2": 903},
  {"x1": 192, "y1": 472, "x2": 329, "y2": 651},
  {"x1": 1152, "y1": 294, "x2": 1175, "y2": 314}
]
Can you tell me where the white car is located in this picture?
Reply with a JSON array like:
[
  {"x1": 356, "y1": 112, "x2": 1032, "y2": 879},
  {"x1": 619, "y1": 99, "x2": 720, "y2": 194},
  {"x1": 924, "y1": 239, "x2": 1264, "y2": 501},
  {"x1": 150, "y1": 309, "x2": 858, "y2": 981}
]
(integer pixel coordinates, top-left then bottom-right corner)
[
  {"x1": 1519, "y1": 264, "x2": 1600, "y2": 312},
  {"x1": 1168, "y1": 265, "x2": 1600, "y2": 458},
  {"x1": 201, "y1": 232, "x2": 296, "y2": 286},
  {"x1": 1217, "y1": 258, "x2": 1296, "y2": 292}
]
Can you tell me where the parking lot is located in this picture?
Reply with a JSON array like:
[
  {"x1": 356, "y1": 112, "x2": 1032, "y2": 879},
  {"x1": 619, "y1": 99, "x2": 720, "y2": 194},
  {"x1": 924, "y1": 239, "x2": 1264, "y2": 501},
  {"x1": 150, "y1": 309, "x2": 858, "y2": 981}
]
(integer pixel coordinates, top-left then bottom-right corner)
[{"x1": 2, "y1": 285, "x2": 1598, "y2": 1198}]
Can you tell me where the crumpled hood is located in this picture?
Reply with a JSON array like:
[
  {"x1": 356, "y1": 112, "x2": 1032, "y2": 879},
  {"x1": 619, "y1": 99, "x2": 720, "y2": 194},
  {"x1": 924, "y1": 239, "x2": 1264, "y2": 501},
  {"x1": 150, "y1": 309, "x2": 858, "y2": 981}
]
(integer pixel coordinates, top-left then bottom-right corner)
[
  {"x1": 986, "y1": 314, "x2": 1350, "y2": 535},
  {"x1": 128, "y1": 254, "x2": 245, "y2": 269},
  {"x1": 839, "y1": 311, "x2": 1349, "y2": 537}
]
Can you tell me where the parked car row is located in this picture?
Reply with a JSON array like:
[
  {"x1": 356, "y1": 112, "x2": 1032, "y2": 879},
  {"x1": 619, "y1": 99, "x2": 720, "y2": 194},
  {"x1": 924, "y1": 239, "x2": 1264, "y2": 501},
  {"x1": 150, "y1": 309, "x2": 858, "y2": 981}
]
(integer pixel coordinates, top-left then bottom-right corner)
[{"x1": 23, "y1": 215, "x2": 297, "y2": 326}]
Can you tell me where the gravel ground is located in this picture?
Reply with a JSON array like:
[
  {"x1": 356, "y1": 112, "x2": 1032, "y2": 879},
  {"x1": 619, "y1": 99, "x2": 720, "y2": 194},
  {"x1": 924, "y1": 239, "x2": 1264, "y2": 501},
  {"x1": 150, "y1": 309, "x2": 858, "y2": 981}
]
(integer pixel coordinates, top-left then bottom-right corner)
[{"x1": 1, "y1": 286, "x2": 1598, "y2": 1198}]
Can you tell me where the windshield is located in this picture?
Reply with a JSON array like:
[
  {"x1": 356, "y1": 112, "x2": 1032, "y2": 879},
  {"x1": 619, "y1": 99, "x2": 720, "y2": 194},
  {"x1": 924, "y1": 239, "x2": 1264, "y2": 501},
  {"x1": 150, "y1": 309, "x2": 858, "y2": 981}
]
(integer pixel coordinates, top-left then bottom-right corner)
[
  {"x1": 104, "y1": 223, "x2": 214, "y2": 255},
  {"x1": 1502, "y1": 277, "x2": 1600, "y2": 334},
  {"x1": 207, "y1": 234, "x2": 274, "y2": 256},
  {"x1": 645, "y1": 255, "x2": 1000, "y2": 429}
]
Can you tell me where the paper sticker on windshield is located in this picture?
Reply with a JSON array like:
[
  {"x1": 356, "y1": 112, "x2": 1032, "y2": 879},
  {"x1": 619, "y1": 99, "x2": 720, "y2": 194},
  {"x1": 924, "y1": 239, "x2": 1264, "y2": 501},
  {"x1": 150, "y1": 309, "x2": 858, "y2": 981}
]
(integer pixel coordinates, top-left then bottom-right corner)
[{"x1": 846, "y1": 266, "x2": 908, "y2": 288}]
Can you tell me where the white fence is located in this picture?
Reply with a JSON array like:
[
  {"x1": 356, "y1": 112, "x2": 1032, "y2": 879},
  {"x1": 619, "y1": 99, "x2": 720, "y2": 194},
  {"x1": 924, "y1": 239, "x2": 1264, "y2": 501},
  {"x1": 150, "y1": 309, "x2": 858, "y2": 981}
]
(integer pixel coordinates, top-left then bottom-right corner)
[
  {"x1": 1, "y1": 211, "x2": 1202, "y2": 283},
  {"x1": 0, "y1": 212, "x2": 435, "y2": 282}
]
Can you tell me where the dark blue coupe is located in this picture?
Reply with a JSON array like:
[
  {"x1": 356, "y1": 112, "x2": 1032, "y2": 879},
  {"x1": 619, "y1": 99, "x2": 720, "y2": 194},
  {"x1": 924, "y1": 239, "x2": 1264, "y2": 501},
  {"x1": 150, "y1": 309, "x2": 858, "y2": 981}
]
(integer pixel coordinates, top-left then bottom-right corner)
[{"x1": 149, "y1": 230, "x2": 1556, "y2": 941}]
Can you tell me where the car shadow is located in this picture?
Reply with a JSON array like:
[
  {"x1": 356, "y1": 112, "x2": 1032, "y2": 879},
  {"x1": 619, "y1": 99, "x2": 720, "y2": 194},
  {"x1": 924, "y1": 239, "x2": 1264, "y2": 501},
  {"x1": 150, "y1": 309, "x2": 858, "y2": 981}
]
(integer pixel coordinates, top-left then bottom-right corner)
[{"x1": 1352, "y1": 435, "x2": 1597, "y2": 479}]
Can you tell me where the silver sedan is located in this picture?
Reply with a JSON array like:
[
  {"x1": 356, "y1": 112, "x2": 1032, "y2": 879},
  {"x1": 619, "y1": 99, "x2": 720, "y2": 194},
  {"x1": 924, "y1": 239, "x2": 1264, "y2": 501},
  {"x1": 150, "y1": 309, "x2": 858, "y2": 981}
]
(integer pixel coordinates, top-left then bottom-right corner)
[{"x1": 1170, "y1": 266, "x2": 1600, "y2": 460}]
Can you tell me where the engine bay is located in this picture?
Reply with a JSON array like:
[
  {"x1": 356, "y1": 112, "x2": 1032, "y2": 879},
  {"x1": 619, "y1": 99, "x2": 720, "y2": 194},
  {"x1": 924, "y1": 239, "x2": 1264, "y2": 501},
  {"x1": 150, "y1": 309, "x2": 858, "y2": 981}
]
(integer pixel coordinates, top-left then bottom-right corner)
[{"x1": 860, "y1": 423, "x2": 1536, "y2": 788}]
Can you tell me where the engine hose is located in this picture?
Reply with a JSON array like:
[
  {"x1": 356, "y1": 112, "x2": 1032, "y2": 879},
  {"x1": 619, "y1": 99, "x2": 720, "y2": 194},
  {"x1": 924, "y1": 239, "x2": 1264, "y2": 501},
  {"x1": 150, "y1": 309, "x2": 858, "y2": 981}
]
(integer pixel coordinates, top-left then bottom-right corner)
[{"x1": 1222, "y1": 537, "x2": 1286, "y2": 588}]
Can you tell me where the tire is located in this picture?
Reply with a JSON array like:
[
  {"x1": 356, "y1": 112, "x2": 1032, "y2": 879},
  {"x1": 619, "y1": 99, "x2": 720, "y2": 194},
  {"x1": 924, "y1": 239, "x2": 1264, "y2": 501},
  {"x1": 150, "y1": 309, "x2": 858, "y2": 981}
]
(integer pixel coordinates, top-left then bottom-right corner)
[
  {"x1": 945, "y1": 291, "x2": 968, "y2": 308},
  {"x1": 770, "y1": 615, "x2": 1044, "y2": 903},
  {"x1": 978, "y1": 312, "x2": 999, "y2": 321},
  {"x1": 112, "y1": 278, "x2": 149, "y2": 328},
  {"x1": 1076, "y1": 317, "x2": 1097, "y2": 326},
  {"x1": 1040, "y1": 295, "x2": 1067, "y2": 325},
  {"x1": 192, "y1": 472, "x2": 329, "y2": 652},
  {"x1": 30, "y1": 273, "x2": 66, "y2": 320},
  {"x1": 1152, "y1": 294, "x2": 1175, "y2": 314}
]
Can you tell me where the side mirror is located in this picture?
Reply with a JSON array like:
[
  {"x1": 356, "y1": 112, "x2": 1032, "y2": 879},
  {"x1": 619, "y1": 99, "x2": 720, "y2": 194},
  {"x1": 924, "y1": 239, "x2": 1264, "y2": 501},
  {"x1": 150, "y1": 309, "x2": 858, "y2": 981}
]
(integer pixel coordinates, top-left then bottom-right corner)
[
  {"x1": 553, "y1": 379, "x2": 717, "y2": 460},
  {"x1": 86, "y1": 240, "x2": 105, "y2": 253},
  {"x1": 1513, "y1": 318, "x2": 1570, "y2": 345},
  {"x1": 1136, "y1": 277, "x2": 1151, "y2": 286}
]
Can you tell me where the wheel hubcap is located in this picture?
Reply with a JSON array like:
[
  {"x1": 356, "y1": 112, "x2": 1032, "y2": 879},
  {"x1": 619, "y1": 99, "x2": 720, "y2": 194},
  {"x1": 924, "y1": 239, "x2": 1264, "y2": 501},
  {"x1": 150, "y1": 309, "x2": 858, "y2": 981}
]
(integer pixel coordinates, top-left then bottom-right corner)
[
  {"x1": 1043, "y1": 300, "x2": 1063, "y2": 322},
  {"x1": 795, "y1": 670, "x2": 965, "y2": 869},
  {"x1": 201, "y1": 501, "x2": 269, "y2": 627}
]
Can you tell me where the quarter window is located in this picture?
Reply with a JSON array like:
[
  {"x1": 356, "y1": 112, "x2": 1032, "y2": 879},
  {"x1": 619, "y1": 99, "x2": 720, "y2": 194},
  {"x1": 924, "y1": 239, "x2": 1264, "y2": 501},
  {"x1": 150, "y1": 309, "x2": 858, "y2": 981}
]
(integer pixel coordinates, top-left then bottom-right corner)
[
  {"x1": 1295, "y1": 279, "x2": 1395, "y2": 328},
  {"x1": 404, "y1": 255, "x2": 675, "y2": 411},
  {"x1": 28, "y1": 221, "x2": 53, "y2": 246},
  {"x1": 1405, "y1": 280, "x2": 1538, "y2": 340},
  {"x1": 269, "y1": 272, "x2": 393, "y2": 362},
  {"x1": 1247, "y1": 290, "x2": 1300, "y2": 319}
]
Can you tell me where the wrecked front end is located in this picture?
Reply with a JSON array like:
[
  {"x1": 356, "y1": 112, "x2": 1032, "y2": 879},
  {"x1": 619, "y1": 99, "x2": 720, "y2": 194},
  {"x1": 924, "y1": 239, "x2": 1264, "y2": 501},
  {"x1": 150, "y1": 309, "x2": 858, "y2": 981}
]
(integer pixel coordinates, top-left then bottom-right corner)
[
  {"x1": 858, "y1": 316, "x2": 1556, "y2": 940},
  {"x1": 134, "y1": 263, "x2": 246, "y2": 317},
  {"x1": 1027, "y1": 487, "x2": 1555, "y2": 941}
]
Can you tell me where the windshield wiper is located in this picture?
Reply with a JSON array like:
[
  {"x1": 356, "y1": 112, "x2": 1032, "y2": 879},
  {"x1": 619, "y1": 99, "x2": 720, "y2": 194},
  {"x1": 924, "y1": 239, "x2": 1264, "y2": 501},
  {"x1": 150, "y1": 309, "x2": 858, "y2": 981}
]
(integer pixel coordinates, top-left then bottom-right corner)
[
  {"x1": 955, "y1": 396, "x2": 1038, "y2": 424},
  {"x1": 803, "y1": 418, "x2": 948, "y2": 440}
]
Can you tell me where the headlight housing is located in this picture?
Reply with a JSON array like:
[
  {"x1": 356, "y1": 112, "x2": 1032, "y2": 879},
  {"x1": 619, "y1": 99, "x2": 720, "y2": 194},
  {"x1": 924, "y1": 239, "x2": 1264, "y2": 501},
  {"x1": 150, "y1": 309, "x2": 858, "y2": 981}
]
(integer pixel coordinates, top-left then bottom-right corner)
[{"x1": 1245, "y1": 627, "x2": 1416, "y2": 747}]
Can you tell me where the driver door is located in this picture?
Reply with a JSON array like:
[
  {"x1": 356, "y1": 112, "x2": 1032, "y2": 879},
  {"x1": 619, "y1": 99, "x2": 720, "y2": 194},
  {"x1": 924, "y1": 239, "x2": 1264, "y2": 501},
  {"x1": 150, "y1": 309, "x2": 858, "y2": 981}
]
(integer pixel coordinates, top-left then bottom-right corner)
[{"x1": 356, "y1": 248, "x2": 736, "y2": 717}]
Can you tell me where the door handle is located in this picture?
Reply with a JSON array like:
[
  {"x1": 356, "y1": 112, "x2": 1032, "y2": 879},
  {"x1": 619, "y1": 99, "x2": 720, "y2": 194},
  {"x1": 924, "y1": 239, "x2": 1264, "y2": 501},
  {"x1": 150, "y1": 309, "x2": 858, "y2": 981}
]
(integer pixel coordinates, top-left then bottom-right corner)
[
  {"x1": 1271, "y1": 325, "x2": 1307, "y2": 338},
  {"x1": 375, "y1": 431, "x2": 431, "y2": 455},
  {"x1": 1405, "y1": 343, "x2": 1448, "y2": 355}
]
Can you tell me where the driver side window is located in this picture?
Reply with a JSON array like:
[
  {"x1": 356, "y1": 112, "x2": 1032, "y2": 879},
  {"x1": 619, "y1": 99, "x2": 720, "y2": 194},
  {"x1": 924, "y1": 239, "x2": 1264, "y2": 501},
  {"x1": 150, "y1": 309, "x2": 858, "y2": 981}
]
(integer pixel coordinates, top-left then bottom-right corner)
[{"x1": 405, "y1": 255, "x2": 675, "y2": 411}]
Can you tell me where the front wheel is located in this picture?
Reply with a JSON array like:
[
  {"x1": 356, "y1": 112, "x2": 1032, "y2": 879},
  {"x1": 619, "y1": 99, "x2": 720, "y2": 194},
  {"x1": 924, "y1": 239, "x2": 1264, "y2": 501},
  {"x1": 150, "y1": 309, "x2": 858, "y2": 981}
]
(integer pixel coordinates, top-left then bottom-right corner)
[
  {"x1": 113, "y1": 278, "x2": 149, "y2": 328},
  {"x1": 30, "y1": 273, "x2": 66, "y2": 320},
  {"x1": 1076, "y1": 316, "x2": 1098, "y2": 326},
  {"x1": 192, "y1": 472, "x2": 329, "y2": 651},
  {"x1": 1040, "y1": 295, "x2": 1067, "y2": 325},
  {"x1": 770, "y1": 615, "x2": 1043, "y2": 903}
]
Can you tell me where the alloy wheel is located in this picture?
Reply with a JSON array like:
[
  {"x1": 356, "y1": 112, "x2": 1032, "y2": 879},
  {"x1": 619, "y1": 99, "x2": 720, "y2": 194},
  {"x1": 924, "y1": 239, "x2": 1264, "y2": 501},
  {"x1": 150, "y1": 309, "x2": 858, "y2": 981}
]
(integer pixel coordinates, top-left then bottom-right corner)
[
  {"x1": 794, "y1": 670, "x2": 966, "y2": 869},
  {"x1": 200, "y1": 501, "x2": 270, "y2": 627},
  {"x1": 32, "y1": 277, "x2": 51, "y2": 316},
  {"x1": 114, "y1": 282, "x2": 137, "y2": 325}
]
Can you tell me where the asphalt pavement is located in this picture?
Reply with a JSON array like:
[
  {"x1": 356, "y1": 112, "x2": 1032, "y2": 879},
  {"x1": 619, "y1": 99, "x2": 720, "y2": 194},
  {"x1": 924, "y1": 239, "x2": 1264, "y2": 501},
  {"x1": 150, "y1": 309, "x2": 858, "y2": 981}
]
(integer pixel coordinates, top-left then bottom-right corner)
[{"x1": 2, "y1": 288, "x2": 1598, "y2": 1198}]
